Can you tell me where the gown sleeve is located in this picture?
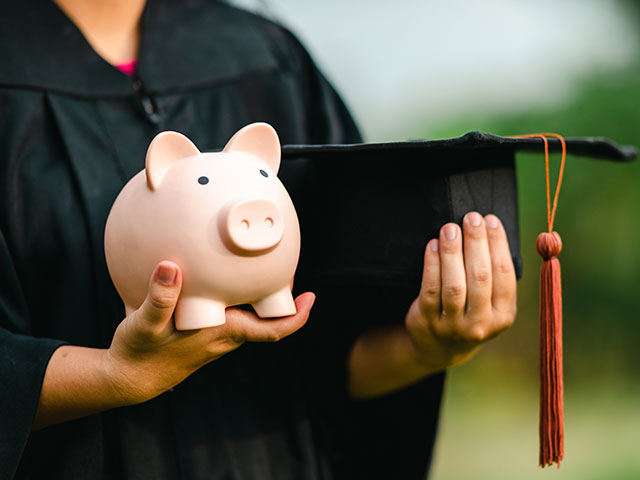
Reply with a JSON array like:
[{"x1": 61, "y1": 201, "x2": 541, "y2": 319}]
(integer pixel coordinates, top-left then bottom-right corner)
[{"x1": 0, "y1": 227, "x2": 66, "y2": 479}]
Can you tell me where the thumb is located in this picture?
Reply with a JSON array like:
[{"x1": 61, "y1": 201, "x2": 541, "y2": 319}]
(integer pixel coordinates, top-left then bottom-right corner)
[{"x1": 137, "y1": 261, "x2": 182, "y2": 326}]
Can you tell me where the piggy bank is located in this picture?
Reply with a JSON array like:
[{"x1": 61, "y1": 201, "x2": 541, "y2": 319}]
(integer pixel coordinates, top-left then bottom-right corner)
[{"x1": 104, "y1": 123, "x2": 300, "y2": 330}]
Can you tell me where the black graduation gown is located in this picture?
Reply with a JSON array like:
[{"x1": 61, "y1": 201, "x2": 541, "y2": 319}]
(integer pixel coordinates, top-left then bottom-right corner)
[{"x1": 0, "y1": 1, "x2": 444, "y2": 479}]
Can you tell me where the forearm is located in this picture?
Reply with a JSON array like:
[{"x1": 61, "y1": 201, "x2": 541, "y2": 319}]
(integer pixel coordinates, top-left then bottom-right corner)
[
  {"x1": 347, "y1": 323, "x2": 445, "y2": 399},
  {"x1": 32, "y1": 345, "x2": 144, "y2": 430}
]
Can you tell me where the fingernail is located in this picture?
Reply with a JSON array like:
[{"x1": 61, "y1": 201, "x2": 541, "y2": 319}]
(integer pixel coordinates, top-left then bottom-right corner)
[
  {"x1": 467, "y1": 212, "x2": 482, "y2": 227},
  {"x1": 430, "y1": 239, "x2": 439, "y2": 252},
  {"x1": 486, "y1": 215, "x2": 500, "y2": 229},
  {"x1": 444, "y1": 224, "x2": 457, "y2": 240},
  {"x1": 157, "y1": 264, "x2": 177, "y2": 285}
]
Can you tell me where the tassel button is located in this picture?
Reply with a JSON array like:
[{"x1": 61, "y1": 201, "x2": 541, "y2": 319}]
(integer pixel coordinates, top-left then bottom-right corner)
[{"x1": 536, "y1": 231, "x2": 562, "y2": 260}]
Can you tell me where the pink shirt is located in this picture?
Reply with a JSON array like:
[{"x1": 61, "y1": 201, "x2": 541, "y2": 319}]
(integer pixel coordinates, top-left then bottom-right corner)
[{"x1": 115, "y1": 60, "x2": 137, "y2": 76}]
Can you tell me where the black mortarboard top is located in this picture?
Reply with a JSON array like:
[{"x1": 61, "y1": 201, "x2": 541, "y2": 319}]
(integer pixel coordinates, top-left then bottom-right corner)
[
  {"x1": 281, "y1": 131, "x2": 635, "y2": 289},
  {"x1": 278, "y1": 132, "x2": 635, "y2": 478}
]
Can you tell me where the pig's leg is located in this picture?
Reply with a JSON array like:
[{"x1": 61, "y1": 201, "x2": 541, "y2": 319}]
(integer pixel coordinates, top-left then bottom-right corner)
[
  {"x1": 174, "y1": 297, "x2": 227, "y2": 330},
  {"x1": 252, "y1": 286, "x2": 296, "y2": 318}
]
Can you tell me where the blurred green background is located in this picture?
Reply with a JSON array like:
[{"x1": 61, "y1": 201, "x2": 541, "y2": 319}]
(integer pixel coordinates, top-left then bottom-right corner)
[{"x1": 426, "y1": 5, "x2": 640, "y2": 479}]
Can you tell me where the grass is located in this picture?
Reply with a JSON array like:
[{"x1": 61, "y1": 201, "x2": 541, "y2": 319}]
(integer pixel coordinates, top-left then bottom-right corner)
[{"x1": 431, "y1": 362, "x2": 640, "y2": 480}]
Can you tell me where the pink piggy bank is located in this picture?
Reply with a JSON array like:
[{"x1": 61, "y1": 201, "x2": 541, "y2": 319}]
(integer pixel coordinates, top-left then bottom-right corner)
[{"x1": 104, "y1": 123, "x2": 300, "y2": 330}]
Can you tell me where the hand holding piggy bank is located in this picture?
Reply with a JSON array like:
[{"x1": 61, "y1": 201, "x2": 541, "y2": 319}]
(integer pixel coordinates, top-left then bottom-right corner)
[{"x1": 104, "y1": 123, "x2": 300, "y2": 330}]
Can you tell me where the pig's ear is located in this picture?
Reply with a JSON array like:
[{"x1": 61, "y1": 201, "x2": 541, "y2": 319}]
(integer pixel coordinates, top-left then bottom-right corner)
[
  {"x1": 223, "y1": 123, "x2": 281, "y2": 173},
  {"x1": 145, "y1": 131, "x2": 200, "y2": 190}
]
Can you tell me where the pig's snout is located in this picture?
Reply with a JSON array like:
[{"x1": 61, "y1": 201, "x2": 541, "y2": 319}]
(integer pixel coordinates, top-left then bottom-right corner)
[{"x1": 221, "y1": 199, "x2": 284, "y2": 253}]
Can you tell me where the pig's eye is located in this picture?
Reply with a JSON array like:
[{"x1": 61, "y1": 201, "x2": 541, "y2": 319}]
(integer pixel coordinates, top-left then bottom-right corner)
[
  {"x1": 259, "y1": 169, "x2": 269, "y2": 178},
  {"x1": 198, "y1": 176, "x2": 209, "y2": 185}
]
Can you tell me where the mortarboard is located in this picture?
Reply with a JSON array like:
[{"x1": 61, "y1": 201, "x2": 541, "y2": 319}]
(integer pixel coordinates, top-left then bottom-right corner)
[
  {"x1": 278, "y1": 132, "x2": 636, "y2": 475},
  {"x1": 282, "y1": 131, "x2": 634, "y2": 288}
]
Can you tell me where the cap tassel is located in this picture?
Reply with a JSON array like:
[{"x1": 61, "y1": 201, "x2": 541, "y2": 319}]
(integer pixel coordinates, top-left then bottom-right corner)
[
  {"x1": 512, "y1": 133, "x2": 566, "y2": 467},
  {"x1": 537, "y1": 231, "x2": 564, "y2": 467}
]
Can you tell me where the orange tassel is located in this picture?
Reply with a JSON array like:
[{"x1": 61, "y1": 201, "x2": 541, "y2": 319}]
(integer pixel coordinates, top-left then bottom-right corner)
[
  {"x1": 537, "y1": 231, "x2": 564, "y2": 467},
  {"x1": 512, "y1": 133, "x2": 566, "y2": 467}
]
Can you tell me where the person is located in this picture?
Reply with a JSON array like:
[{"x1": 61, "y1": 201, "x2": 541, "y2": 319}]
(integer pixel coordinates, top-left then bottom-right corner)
[{"x1": 0, "y1": 0, "x2": 516, "y2": 478}]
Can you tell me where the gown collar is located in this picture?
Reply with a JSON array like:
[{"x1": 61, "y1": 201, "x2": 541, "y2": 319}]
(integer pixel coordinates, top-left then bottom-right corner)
[{"x1": 0, "y1": 0, "x2": 279, "y2": 97}]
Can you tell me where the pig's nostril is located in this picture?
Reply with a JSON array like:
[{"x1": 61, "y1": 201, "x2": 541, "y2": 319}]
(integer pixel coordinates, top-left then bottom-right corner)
[
  {"x1": 241, "y1": 220, "x2": 250, "y2": 230},
  {"x1": 265, "y1": 218, "x2": 274, "y2": 228}
]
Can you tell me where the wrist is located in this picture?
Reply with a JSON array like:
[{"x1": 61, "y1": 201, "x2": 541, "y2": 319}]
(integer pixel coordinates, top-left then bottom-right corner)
[
  {"x1": 34, "y1": 345, "x2": 155, "y2": 430},
  {"x1": 411, "y1": 337, "x2": 477, "y2": 371},
  {"x1": 103, "y1": 348, "x2": 159, "y2": 405}
]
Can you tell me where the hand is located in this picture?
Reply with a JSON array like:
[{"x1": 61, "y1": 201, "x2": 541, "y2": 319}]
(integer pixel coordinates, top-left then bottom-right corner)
[
  {"x1": 106, "y1": 261, "x2": 314, "y2": 403},
  {"x1": 405, "y1": 212, "x2": 517, "y2": 369}
]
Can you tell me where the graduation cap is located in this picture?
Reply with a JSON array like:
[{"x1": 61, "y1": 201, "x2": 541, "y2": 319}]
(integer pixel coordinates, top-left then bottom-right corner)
[{"x1": 278, "y1": 131, "x2": 636, "y2": 475}]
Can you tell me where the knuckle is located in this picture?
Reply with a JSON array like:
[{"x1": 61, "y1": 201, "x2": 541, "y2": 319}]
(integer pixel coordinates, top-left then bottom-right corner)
[
  {"x1": 429, "y1": 318, "x2": 452, "y2": 341},
  {"x1": 495, "y1": 261, "x2": 514, "y2": 276},
  {"x1": 442, "y1": 303, "x2": 465, "y2": 321},
  {"x1": 443, "y1": 283, "x2": 465, "y2": 299},
  {"x1": 264, "y1": 330, "x2": 282, "y2": 343},
  {"x1": 493, "y1": 293, "x2": 517, "y2": 316},
  {"x1": 497, "y1": 305, "x2": 517, "y2": 327},
  {"x1": 205, "y1": 339, "x2": 231, "y2": 356},
  {"x1": 224, "y1": 328, "x2": 246, "y2": 347},
  {"x1": 417, "y1": 300, "x2": 439, "y2": 323},
  {"x1": 207, "y1": 328, "x2": 244, "y2": 353},
  {"x1": 460, "y1": 324, "x2": 488, "y2": 343},
  {"x1": 406, "y1": 299, "x2": 430, "y2": 326},
  {"x1": 419, "y1": 297, "x2": 440, "y2": 317},
  {"x1": 422, "y1": 283, "x2": 441, "y2": 298},
  {"x1": 148, "y1": 293, "x2": 176, "y2": 311},
  {"x1": 442, "y1": 302, "x2": 466, "y2": 319},
  {"x1": 440, "y1": 242, "x2": 460, "y2": 255},
  {"x1": 410, "y1": 306, "x2": 430, "y2": 330},
  {"x1": 471, "y1": 268, "x2": 491, "y2": 284},
  {"x1": 225, "y1": 334, "x2": 245, "y2": 350},
  {"x1": 204, "y1": 340, "x2": 223, "y2": 355}
]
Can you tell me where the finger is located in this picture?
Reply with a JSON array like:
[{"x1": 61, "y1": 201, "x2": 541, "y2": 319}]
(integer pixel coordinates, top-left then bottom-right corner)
[
  {"x1": 225, "y1": 292, "x2": 315, "y2": 342},
  {"x1": 136, "y1": 261, "x2": 183, "y2": 327},
  {"x1": 418, "y1": 239, "x2": 441, "y2": 320},
  {"x1": 485, "y1": 214, "x2": 517, "y2": 316},
  {"x1": 439, "y1": 223, "x2": 466, "y2": 317},
  {"x1": 462, "y1": 212, "x2": 492, "y2": 314}
]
